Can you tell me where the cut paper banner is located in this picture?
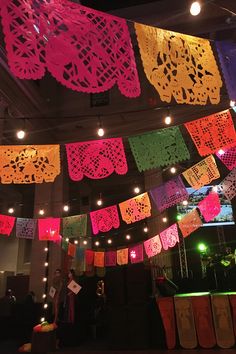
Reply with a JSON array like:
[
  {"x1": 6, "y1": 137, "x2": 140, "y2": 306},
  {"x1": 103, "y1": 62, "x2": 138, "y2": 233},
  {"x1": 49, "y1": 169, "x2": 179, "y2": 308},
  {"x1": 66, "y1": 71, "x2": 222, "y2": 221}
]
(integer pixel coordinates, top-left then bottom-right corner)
[
  {"x1": 135, "y1": 23, "x2": 222, "y2": 105},
  {"x1": 119, "y1": 192, "x2": 151, "y2": 224},
  {"x1": 129, "y1": 244, "x2": 144, "y2": 264},
  {"x1": 0, "y1": 0, "x2": 140, "y2": 98},
  {"x1": 105, "y1": 251, "x2": 117, "y2": 267},
  {"x1": 38, "y1": 218, "x2": 61, "y2": 241},
  {"x1": 85, "y1": 249, "x2": 94, "y2": 265},
  {"x1": 160, "y1": 224, "x2": 179, "y2": 250},
  {"x1": 94, "y1": 252, "x2": 105, "y2": 267},
  {"x1": 63, "y1": 214, "x2": 87, "y2": 238},
  {"x1": 182, "y1": 155, "x2": 220, "y2": 190},
  {"x1": 150, "y1": 175, "x2": 188, "y2": 212},
  {"x1": 144, "y1": 234, "x2": 162, "y2": 258},
  {"x1": 0, "y1": 214, "x2": 15, "y2": 236},
  {"x1": 129, "y1": 126, "x2": 190, "y2": 172},
  {"x1": 220, "y1": 168, "x2": 236, "y2": 201},
  {"x1": 197, "y1": 192, "x2": 221, "y2": 222},
  {"x1": 68, "y1": 243, "x2": 76, "y2": 258},
  {"x1": 90, "y1": 205, "x2": 120, "y2": 234},
  {"x1": 178, "y1": 209, "x2": 203, "y2": 238},
  {"x1": 0, "y1": 145, "x2": 60, "y2": 184},
  {"x1": 185, "y1": 110, "x2": 236, "y2": 156},
  {"x1": 16, "y1": 218, "x2": 36, "y2": 239},
  {"x1": 215, "y1": 41, "x2": 236, "y2": 100},
  {"x1": 117, "y1": 248, "x2": 128, "y2": 265},
  {"x1": 66, "y1": 138, "x2": 128, "y2": 181},
  {"x1": 216, "y1": 145, "x2": 236, "y2": 171},
  {"x1": 62, "y1": 239, "x2": 69, "y2": 252}
]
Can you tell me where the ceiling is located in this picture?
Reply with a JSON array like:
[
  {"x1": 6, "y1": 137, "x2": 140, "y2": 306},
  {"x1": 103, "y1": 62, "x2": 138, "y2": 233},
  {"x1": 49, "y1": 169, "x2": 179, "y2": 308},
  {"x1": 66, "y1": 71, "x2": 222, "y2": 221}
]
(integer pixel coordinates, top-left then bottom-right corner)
[{"x1": 0, "y1": 0, "x2": 235, "y2": 242}]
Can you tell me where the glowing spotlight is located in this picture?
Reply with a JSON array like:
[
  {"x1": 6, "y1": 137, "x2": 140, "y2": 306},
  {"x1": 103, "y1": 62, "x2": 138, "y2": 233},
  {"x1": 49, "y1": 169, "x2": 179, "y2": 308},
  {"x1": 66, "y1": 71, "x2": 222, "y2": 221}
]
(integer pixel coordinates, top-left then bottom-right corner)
[
  {"x1": 176, "y1": 214, "x2": 182, "y2": 221},
  {"x1": 190, "y1": 1, "x2": 201, "y2": 16},
  {"x1": 197, "y1": 243, "x2": 207, "y2": 253}
]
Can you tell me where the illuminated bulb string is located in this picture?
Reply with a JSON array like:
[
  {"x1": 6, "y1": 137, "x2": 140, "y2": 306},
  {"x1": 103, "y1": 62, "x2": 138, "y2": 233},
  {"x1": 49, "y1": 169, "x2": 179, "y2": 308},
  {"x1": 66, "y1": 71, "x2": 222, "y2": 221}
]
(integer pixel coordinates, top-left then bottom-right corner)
[{"x1": 42, "y1": 241, "x2": 49, "y2": 322}]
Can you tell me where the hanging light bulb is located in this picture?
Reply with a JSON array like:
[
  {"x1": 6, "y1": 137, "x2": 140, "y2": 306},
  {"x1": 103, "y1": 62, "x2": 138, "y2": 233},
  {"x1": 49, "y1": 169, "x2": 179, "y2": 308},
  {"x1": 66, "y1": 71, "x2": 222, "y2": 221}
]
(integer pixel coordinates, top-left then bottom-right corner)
[
  {"x1": 230, "y1": 100, "x2": 235, "y2": 107},
  {"x1": 97, "y1": 193, "x2": 103, "y2": 206},
  {"x1": 218, "y1": 149, "x2": 225, "y2": 155},
  {"x1": 40, "y1": 317, "x2": 45, "y2": 323},
  {"x1": 43, "y1": 303, "x2": 48, "y2": 309},
  {"x1": 42, "y1": 277, "x2": 47, "y2": 282},
  {"x1": 44, "y1": 262, "x2": 48, "y2": 267},
  {"x1": 65, "y1": 238, "x2": 69, "y2": 242},
  {"x1": 42, "y1": 294, "x2": 46, "y2": 299},
  {"x1": 107, "y1": 239, "x2": 112, "y2": 244},
  {"x1": 164, "y1": 115, "x2": 172, "y2": 125},
  {"x1": 8, "y1": 207, "x2": 14, "y2": 214},
  {"x1": 190, "y1": 1, "x2": 201, "y2": 16},
  {"x1": 97, "y1": 127, "x2": 105, "y2": 137},
  {"x1": 16, "y1": 130, "x2": 26, "y2": 140},
  {"x1": 97, "y1": 199, "x2": 103, "y2": 206},
  {"x1": 63, "y1": 204, "x2": 69, "y2": 212},
  {"x1": 182, "y1": 200, "x2": 188, "y2": 206},
  {"x1": 170, "y1": 167, "x2": 176, "y2": 174},
  {"x1": 74, "y1": 240, "x2": 78, "y2": 244},
  {"x1": 143, "y1": 226, "x2": 148, "y2": 233},
  {"x1": 134, "y1": 186, "x2": 140, "y2": 194},
  {"x1": 44, "y1": 247, "x2": 48, "y2": 252},
  {"x1": 39, "y1": 209, "x2": 45, "y2": 216},
  {"x1": 83, "y1": 240, "x2": 88, "y2": 245},
  {"x1": 95, "y1": 241, "x2": 100, "y2": 246},
  {"x1": 162, "y1": 217, "x2": 168, "y2": 223},
  {"x1": 212, "y1": 185, "x2": 218, "y2": 192},
  {"x1": 126, "y1": 234, "x2": 131, "y2": 240}
]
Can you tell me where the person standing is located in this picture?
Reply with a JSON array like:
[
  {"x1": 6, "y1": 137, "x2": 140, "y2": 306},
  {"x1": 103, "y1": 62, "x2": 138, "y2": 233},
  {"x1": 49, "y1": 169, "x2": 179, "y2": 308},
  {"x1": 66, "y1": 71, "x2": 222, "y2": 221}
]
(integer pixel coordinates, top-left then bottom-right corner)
[
  {"x1": 64, "y1": 269, "x2": 76, "y2": 324},
  {"x1": 52, "y1": 269, "x2": 63, "y2": 323}
]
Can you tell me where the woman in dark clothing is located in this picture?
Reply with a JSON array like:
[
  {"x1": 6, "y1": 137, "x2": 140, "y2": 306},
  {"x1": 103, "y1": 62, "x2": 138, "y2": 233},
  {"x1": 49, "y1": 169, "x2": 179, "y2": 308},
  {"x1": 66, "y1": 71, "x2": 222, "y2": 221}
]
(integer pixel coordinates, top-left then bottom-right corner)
[{"x1": 64, "y1": 269, "x2": 76, "y2": 324}]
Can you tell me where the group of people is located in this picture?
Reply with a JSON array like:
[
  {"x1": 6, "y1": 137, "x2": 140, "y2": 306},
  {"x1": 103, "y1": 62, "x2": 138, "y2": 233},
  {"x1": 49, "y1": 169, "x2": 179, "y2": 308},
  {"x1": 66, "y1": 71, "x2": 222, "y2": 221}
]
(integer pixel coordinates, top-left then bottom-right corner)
[{"x1": 52, "y1": 268, "x2": 77, "y2": 324}]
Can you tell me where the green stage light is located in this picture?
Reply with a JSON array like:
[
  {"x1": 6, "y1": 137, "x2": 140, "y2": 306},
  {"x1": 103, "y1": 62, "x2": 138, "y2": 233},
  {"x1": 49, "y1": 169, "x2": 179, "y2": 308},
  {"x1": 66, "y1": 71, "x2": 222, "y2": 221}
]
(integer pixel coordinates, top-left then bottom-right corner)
[
  {"x1": 176, "y1": 214, "x2": 182, "y2": 221},
  {"x1": 197, "y1": 243, "x2": 207, "y2": 253}
]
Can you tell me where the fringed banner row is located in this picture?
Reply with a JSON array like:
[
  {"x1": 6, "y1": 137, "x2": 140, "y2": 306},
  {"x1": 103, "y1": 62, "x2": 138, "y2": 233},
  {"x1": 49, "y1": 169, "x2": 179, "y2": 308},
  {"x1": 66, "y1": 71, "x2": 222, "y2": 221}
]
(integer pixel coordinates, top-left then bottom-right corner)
[
  {"x1": 0, "y1": 109, "x2": 236, "y2": 184},
  {"x1": 0, "y1": 160, "x2": 234, "y2": 240},
  {"x1": 1, "y1": 0, "x2": 236, "y2": 103},
  {"x1": 61, "y1": 191, "x2": 222, "y2": 268}
]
